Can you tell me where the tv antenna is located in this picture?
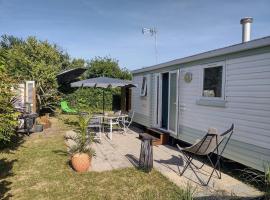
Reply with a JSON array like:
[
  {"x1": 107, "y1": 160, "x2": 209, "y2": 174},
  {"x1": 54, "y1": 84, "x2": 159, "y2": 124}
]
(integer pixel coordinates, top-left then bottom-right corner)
[{"x1": 142, "y1": 27, "x2": 158, "y2": 64}]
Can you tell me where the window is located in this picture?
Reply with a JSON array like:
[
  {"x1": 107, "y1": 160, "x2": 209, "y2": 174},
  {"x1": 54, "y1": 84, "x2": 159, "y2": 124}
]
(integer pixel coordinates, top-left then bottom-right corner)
[
  {"x1": 140, "y1": 76, "x2": 147, "y2": 96},
  {"x1": 203, "y1": 66, "x2": 223, "y2": 98}
]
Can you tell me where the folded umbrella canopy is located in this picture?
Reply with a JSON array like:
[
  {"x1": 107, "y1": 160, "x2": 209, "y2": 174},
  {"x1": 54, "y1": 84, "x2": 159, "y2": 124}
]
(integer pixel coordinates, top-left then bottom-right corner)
[
  {"x1": 57, "y1": 68, "x2": 87, "y2": 85},
  {"x1": 70, "y1": 77, "x2": 137, "y2": 114}
]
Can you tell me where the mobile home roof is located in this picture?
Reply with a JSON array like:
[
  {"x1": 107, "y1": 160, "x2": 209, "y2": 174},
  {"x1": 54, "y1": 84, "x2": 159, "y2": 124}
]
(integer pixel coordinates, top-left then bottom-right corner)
[{"x1": 132, "y1": 36, "x2": 270, "y2": 74}]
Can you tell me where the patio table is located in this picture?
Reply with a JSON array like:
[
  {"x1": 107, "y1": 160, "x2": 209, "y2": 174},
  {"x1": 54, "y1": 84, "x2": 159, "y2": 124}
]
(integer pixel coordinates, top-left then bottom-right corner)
[{"x1": 93, "y1": 114, "x2": 128, "y2": 140}]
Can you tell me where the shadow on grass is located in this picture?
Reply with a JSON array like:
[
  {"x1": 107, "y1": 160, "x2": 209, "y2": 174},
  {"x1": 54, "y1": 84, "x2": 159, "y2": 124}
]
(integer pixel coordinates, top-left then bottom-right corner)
[
  {"x1": 52, "y1": 150, "x2": 79, "y2": 172},
  {"x1": 59, "y1": 115, "x2": 79, "y2": 128},
  {"x1": 0, "y1": 158, "x2": 17, "y2": 200},
  {"x1": 0, "y1": 132, "x2": 25, "y2": 199},
  {"x1": 0, "y1": 134, "x2": 25, "y2": 153},
  {"x1": 52, "y1": 149, "x2": 69, "y2": 156}
]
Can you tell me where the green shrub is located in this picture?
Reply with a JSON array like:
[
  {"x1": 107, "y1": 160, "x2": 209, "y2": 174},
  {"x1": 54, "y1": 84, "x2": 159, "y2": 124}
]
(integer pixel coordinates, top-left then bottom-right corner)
[
  {"x1": 0, "y1": 59, "x2": 19, "y2": 147},
  {"x1": 65, "y1": 87, "x2": 120, "y2": 112},
  {"x1": 0, "y1": 35, "x2": 68, "y2": 113},
  {"x1": 64, "y1": 56, "x2": 131, "y2": 112}
]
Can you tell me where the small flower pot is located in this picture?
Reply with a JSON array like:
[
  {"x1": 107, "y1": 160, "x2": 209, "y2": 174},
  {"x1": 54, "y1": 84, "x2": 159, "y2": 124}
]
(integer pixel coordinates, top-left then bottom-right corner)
[{"x1": 71, "y1": 153, "x2": 92, "y2": 172}]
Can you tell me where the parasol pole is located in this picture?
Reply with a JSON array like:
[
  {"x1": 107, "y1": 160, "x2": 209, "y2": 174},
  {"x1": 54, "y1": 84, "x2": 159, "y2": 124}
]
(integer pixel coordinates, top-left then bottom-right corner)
[{"x1": 102, "y1": 89, "x2": 105, "y2": 115}]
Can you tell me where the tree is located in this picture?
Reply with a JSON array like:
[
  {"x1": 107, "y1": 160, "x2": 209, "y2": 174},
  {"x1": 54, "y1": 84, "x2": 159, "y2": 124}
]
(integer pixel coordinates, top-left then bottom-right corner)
[
  {"x1": 70, "y1": 58, "x2": 85, "y2": 69},
  {"x1": 66, "y1": 57, "x2": 132, "y2": 111},
  {"x1": 0, "y1": 51, "x2": 19, "y2": 146},
  {"x1": 0, "y1": 35, "x2": 70, "y2": 113},
  {"x1": 85, "y1": 57, "x2": 132, "y2": 80}
]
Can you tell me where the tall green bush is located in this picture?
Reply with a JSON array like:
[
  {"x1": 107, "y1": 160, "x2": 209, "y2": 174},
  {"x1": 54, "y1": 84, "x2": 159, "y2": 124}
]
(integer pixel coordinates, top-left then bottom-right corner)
[
  {"x1": 66, "y1": 88, "x2": 120, "y2": 112},
  {"x1": 0, "y1": 54, "x2": 19, "y2": 146}
]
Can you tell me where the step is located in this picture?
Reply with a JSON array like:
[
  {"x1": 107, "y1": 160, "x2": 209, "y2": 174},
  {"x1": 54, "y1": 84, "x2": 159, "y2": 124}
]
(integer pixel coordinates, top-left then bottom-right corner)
[
  {"x1": 139, "y1": 133, "x2": 160, "y2": 146},
  {"x1": 146, "y1": 128, "x2": 170, "y2": 145}
]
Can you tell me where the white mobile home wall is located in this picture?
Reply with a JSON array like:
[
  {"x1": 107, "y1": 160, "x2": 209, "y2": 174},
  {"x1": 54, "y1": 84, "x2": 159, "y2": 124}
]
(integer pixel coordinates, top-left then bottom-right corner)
[{"x1": 132, "y1": 46, "x2": 270, "y2": 172}]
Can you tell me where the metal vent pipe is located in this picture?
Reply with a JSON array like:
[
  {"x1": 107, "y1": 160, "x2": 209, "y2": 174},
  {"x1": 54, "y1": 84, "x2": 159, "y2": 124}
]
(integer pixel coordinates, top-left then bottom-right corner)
[{"x1": 240, "y1": 17, "x2": 253, "y2": 42}]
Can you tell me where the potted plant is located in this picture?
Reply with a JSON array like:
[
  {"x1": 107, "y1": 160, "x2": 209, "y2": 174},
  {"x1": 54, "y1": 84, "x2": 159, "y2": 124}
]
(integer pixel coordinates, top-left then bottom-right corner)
[{"x1": 65, "y1": 115, "x2": 95, "y2": 172}]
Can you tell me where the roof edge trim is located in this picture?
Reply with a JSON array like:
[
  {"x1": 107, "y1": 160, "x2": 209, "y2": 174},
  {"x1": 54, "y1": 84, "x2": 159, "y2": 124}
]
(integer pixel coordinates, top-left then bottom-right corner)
[{"x1": 132, "y1": 36, "x2": 270, "y2": 74}]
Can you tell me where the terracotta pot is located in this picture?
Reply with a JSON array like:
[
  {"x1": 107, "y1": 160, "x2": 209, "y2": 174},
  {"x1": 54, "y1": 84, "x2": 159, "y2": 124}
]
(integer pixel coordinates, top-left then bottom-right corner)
[{"x1": 71, "y1": 153, "x2": 92, "y2": 172}]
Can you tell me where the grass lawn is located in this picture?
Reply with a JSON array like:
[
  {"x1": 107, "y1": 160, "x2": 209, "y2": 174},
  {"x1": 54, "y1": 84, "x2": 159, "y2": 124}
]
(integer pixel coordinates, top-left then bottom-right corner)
[{"x1": 0, "y1": 117, "x2": 191, "y2": 200}]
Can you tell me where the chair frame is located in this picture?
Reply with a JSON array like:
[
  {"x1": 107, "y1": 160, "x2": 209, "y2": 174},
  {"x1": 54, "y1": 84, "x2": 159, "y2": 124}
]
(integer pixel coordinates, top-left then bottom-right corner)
[
  {"x1": 87, "y1": 116, "x2": 102, "y2": 142},
  {"x1": 177, "y1": 124, "x2": 234, "y2": 186},
  {"x1": 102, "y1": 111, "x2": 122, "y2": 133},
  {"x1": 120, "y1": 111, "x2": 134, "y2": 132}
]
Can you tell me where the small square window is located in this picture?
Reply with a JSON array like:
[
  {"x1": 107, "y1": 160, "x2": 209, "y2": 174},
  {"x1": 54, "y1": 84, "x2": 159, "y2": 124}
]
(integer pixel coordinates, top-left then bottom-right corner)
[
  {"x1": 140, "y1": 77, "x2": 147, "y2": 96},
  {"x1": 203, "y1": 66, "x2": 223, "y2": 98}
]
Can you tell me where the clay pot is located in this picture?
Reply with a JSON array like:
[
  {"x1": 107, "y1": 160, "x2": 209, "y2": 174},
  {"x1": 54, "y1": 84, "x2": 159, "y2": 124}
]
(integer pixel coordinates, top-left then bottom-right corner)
[{"x1": 71, "y1": 153, "x2": 92, "y2": 172}]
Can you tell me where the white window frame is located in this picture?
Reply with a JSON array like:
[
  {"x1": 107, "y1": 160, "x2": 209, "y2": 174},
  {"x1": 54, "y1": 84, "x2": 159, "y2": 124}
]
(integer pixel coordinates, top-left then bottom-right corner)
[
  {"x1": 167, "y1": 70, "x2": 179, "y2": 134},
  {"x1": 25, "y1": 81, "x2": 35, "y2": 104},
  {"x1": 201, "y1": 61, "x2": 226, "y2": 100},
  {"x1": 153, "y1": 73, "x2": 162, "y2": 127},
  {"x1": 140, "y1": 76, "x2": 147, "y2": 96}
]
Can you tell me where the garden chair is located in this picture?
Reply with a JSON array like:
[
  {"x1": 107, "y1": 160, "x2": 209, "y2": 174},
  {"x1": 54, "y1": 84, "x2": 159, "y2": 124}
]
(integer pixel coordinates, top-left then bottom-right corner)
[
  {"x1": 103, "y1": 110, "x2": 122, "y2": 132},
  {"x1": 87, "y1": 116, "x2": 102, "y2": 142},
  {"x1": 120, "y1": 111, "x2": 134, "y2": 133},
  {"x1": 177, "y1": 124, "x2": 234, "y2": 186},
  {"x1": 60, "y1": 100, "x2": 77, "y2": 114}
]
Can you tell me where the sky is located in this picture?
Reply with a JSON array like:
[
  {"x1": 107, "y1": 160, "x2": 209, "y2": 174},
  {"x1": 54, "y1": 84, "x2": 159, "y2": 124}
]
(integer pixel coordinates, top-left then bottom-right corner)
[{"x1": 0, "y1": 0, "x2": 270, "y2": 70}]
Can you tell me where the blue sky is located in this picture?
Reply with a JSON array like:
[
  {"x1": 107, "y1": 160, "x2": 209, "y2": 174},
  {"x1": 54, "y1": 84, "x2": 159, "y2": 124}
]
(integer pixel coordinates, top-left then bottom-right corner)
[{"x1": 0, "y1": 0, "x2": 270, "y2": 70}]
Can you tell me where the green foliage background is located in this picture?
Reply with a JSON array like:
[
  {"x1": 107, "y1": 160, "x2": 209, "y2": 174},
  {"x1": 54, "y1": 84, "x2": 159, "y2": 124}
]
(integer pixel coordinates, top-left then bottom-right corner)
[
  {"x1": 0, "y1": 51, "x2": 19, "y2": 146},
  {"x1": 65, "y1": 57, "x2": 132, "y2": 112},
  {"x1": 0, "y1": 35, "x2": 132, "y2": 146},
  {"x1": 0, "y1": 35, "x2": 70, "y2": 113}
]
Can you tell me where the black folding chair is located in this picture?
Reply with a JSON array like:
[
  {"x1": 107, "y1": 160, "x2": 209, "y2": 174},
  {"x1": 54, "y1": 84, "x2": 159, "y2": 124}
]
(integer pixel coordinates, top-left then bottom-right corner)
[{"x1": 177, "y1": 124, "x2": 234, "y2": 186}]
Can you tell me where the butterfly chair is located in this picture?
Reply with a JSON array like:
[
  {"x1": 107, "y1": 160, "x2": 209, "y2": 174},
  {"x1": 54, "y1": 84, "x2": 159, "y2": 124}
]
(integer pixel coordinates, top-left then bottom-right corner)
[
  {"x1": 177, "y1": 124, "x2": 234, "y2": 186},
  {"x1": 87, "y1": 116, "x2": 102, "y2": 142}
]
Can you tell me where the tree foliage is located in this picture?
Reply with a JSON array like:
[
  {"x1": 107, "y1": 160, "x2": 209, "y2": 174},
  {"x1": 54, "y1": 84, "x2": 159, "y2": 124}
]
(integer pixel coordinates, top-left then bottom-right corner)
[
  {"x1": 66, "y1": 57, "x2": 131, "y2": 111},
  {"x1": 0, "y1": 35, "x2": 71, "y2": 112},
  {"x1": 70, "y1": 58, "x2": 85, "y2": 69},
  {"x1": 0, "y1": 51, "x2": 19, "y2": 146},
  {"x1": 0, "y1": 35, "x2": 132, "y2": 146},
  {"x1": 85, "y1": 57, "x2": 132, "y2": 80}
]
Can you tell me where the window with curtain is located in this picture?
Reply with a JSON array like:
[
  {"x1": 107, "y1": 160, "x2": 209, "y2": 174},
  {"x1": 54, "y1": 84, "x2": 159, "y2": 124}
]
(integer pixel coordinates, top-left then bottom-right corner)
[{"x1": 203, "y1": 66, "x2": 223, "y2": 98}]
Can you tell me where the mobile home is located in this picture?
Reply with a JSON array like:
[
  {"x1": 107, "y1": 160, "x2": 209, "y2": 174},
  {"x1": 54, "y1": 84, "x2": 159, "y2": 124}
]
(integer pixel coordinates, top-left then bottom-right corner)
[{"x1": 131, "y1": 19, "x2": 270, "y2": 172}]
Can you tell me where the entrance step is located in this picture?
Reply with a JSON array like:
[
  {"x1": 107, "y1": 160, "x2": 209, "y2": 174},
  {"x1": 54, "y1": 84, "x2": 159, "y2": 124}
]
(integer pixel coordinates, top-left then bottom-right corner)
[{"x1": 146, "y1": 128, "x2": 170, "y2": 145}]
